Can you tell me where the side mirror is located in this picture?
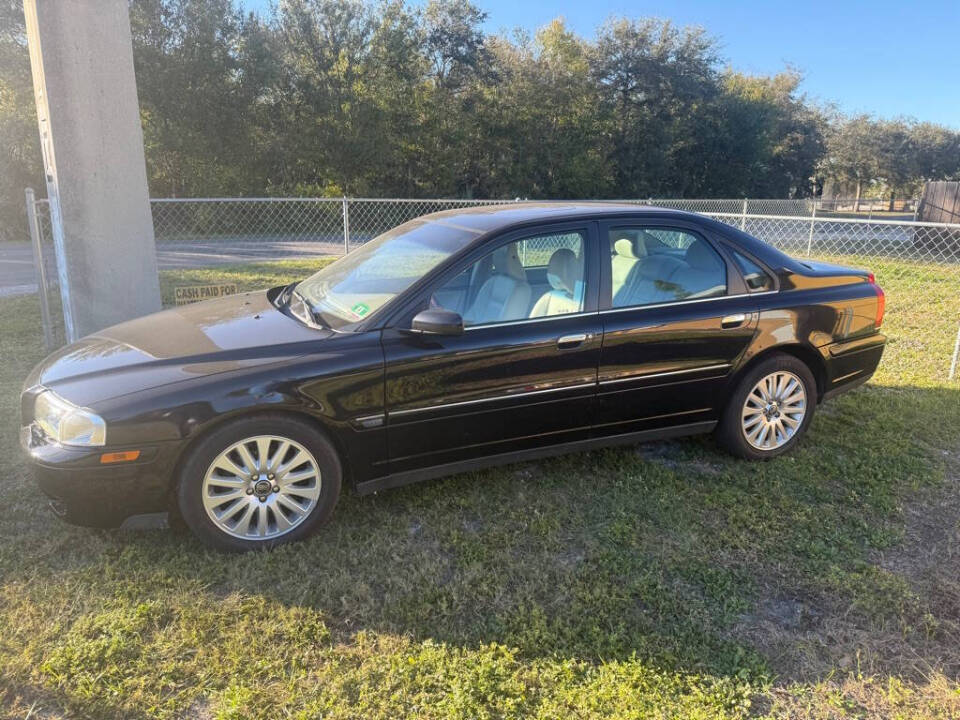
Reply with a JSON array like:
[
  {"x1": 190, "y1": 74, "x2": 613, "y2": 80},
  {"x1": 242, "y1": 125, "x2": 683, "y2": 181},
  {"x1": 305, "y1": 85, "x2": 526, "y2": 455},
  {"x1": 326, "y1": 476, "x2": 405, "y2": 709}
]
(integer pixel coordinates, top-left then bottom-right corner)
[{"x1": 409, "y1": 308, "x2": 464, "y2": 336}]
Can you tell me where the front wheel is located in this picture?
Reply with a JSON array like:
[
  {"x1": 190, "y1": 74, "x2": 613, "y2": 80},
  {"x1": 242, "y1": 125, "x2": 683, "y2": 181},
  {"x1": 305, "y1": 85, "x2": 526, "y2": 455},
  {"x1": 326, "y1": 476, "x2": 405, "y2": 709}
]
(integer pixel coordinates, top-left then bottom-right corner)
[
  {"x1": 715, "y1": 354, "x2": 816, "y2": 460},
  {"x1": 176, "y1": 414, "x2": 341, "y2": 551}
]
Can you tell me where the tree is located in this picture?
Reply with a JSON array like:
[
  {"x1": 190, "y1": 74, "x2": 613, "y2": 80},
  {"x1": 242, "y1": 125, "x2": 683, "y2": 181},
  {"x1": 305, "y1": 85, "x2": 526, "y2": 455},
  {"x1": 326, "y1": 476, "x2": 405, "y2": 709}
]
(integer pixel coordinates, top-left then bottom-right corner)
[
  {"x1": 911, "y1": 122, "x2": 960, "y2": 183},
  {"x1": 821, "y1": 116, "x2": 960, "y2": 208},
  {"x1": 873, "y1": 119, "x2": 915, "y2": 209},
  {"x1": 714, "y1": 71, "x2": 825, "y2": 198},
  {"x1": 0, "y1": 0, "x2": 42, "y2": 241},
  {"x1": 820, "y1": 115, "x2": 882, "y2": 210},
  {"x1": 412, "y1": 0, "x2": 492, "y2": 197},
  {"x1": 359, "y1": 0, "x2": 430, "y2": 195},
  {"x1": 130, "y1": 0, "x2": 274, "y2": 196},
  {"x1": 472, "y1": 20, "x2": 610, "y2": 198},
  {"x1": 422, "y1": 0, "x2": 488, "y2": 91},
  {"x1": 591, "y1": 17, "x2": 719, "y2": 197},
  {"x1": 4, "y1": 0, "x2": 959, "y2": 227}
]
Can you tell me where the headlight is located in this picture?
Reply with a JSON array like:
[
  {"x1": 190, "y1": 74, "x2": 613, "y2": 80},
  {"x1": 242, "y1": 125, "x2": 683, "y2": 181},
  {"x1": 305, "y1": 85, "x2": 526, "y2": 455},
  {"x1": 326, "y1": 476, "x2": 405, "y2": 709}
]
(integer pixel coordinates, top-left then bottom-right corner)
[{"x1": 34, "y1": 390, "x2": 106, "y2": 447}]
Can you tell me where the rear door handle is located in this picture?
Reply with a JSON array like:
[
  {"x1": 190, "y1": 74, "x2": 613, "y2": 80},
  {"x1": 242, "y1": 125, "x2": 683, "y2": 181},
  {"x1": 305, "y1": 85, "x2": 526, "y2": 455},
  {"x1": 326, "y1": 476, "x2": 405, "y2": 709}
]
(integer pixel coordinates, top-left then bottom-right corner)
[
  {"x1": 721, "y1": 313, "x2": 747, "y2": 328},
  {"x1": 557, "y1": 333, "x2": 589, "y2": 348}
]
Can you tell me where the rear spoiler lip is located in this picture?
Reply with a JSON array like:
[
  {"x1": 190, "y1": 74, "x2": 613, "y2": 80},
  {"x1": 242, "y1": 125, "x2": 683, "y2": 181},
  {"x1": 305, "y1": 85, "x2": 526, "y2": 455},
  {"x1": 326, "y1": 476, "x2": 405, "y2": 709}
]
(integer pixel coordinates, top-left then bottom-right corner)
[
  {"x1": 790, "y1": 259, "x2": 871, "y2": 279},
  {"x1": 775, "y1": 262, "x2": 875, "y2": 292}
]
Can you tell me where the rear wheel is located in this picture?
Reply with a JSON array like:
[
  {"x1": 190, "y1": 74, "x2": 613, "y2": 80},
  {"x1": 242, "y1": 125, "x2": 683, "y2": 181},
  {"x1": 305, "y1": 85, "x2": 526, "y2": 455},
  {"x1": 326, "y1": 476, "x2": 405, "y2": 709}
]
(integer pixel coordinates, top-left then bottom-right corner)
[
  {"x1": 716, "y1": 354, "x2": 816, "y2": 460},
  {"x1": 177, "y1": 415, "x2": 341, "y2": 551}
]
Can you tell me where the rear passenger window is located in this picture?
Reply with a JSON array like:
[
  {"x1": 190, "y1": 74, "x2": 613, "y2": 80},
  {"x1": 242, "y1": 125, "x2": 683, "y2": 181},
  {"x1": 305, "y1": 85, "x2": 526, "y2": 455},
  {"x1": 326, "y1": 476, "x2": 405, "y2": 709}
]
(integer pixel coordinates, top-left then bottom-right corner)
[
  {"x1": 730, "y1": 250, "x2": 774, "y2": 292},
  {"x1": 609, "y1": 228, "x2": 726, "y2": 308},
  {"x1": 517, "y1": 232, "x2": 581, "y2": 268}
]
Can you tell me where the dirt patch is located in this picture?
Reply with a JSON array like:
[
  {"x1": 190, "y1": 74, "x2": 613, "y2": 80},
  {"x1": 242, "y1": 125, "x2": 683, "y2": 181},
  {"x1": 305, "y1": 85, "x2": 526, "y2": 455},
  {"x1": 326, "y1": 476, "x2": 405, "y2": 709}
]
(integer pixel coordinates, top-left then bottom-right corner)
[
  {"x1": 0, "y1": 684, "x2": 69, "y2": 719},
  {"x1": 733, "y1": 453, "x2": 960, "y2": 684},
  {"x1": 877, "y1": 452, "x2": 960, "y2": 606},
  {"x1": 635, "y1": 439, "x2": 725, "y2": 475},
  {"x1": 870, "y1": 450, "x2": 960, "y2": 677}
]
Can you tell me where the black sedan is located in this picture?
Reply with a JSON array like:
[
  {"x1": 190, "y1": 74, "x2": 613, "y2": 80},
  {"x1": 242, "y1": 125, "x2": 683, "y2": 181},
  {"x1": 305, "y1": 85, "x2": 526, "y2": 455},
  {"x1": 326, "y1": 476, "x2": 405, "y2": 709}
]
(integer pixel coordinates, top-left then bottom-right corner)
[{"x1": 20, "y1": 204, "x2": 886, "y2": 550}]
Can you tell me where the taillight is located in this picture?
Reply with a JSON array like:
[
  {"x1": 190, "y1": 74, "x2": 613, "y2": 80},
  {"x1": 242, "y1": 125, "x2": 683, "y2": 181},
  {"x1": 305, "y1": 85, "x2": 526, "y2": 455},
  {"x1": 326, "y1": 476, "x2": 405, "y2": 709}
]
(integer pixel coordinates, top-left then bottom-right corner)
[{"x1": 868, "y1": 273, "x2": 885, "y2": 328}]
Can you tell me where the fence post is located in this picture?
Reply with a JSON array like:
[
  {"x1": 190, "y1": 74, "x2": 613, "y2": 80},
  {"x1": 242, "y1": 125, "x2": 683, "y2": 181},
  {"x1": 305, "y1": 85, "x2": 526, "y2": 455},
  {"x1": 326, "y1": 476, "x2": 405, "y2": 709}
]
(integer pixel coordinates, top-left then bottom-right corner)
[
  {"x1": 950, "y1": 321, "x2": 960, "y2": 381},
  {"x1": 740, "y1": 198, "x2": 747, "y2": 230},
  {"x1": 805, "y1": 204, "x2": 817, "y2": 257},
  {"x1": 25, "y1": 188, "x2": 55, "y2": 350},
  {"x1": 342, "y1": 196, "x2": 350, "y2": 255}
]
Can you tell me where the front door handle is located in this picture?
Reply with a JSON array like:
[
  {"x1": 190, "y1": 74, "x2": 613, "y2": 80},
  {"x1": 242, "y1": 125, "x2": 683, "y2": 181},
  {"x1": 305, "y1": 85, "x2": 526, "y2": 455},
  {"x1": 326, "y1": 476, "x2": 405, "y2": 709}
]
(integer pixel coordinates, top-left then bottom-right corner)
[
  {"x1": 721, "y1": 313, "x2": 747, "y2": 328},
  {"x1": 557, "y1": 332, "x2": 589, "y2": 348}
]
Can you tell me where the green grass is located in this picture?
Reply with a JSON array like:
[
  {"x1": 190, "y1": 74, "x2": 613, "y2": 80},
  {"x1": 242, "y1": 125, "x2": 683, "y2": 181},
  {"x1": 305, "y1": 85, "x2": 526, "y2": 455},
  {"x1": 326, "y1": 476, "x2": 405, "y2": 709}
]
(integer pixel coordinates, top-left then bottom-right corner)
[{"x1": 1, "y1": 259, "x2": 959, "y2": 718}]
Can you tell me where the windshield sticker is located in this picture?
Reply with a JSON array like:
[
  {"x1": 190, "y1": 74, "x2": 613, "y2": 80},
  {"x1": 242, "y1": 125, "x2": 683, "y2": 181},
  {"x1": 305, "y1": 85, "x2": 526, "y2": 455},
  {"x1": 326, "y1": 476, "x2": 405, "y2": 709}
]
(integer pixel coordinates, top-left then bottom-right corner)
[{"x1": 351, "y1": 302, "x2": 370, "y2": 317}]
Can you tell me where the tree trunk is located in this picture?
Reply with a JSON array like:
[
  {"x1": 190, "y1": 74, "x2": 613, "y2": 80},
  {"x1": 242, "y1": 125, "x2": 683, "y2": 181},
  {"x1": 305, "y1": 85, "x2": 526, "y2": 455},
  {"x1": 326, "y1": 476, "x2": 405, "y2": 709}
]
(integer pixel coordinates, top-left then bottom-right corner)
[
  {"x1": 854, "y1": 179, "x2": 862, "y2": 212},
  {"x1": 888, "y1": 190, "x2": 895, "y2": 212}
]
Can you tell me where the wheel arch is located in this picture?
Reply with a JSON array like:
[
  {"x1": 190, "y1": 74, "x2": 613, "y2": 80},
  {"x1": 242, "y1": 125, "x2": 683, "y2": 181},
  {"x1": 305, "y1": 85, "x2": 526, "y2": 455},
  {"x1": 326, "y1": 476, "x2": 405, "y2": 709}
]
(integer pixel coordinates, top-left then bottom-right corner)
[{"x1": 733, "y1": 343, "x2": 827, "y2": 401}]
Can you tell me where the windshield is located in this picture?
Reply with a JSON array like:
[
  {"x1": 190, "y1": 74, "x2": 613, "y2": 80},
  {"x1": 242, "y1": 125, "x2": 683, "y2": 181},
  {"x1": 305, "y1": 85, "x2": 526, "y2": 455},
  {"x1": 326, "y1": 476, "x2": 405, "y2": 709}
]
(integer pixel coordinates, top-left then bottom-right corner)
[{"x1": 295, "y1": 217, "x2": 482, "y2": 329}]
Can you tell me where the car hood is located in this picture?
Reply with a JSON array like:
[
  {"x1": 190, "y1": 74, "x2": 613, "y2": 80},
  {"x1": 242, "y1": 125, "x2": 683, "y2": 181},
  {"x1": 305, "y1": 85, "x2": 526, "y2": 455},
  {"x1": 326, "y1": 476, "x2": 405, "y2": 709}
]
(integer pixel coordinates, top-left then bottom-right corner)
[{"x1": 27, "y1": 289, "x2": 332, "y2": 405}]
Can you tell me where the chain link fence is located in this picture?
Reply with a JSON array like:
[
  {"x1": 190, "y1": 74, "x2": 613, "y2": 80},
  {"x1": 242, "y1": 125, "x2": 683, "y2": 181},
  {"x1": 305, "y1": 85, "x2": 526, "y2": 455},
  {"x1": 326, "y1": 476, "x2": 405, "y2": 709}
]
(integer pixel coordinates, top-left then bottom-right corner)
[
  {"x1": 27, "y1": 196, "x2": 64, "y2": 350},
  {"x1": 650, "y1": 197, "x2": 919, "y2": 220},
  {"x1": 650, "y1": 198, "x2": 810, "y2": 216},
  {"x1": 24, "y1": 195, "x2": 960, "y2": 381}
]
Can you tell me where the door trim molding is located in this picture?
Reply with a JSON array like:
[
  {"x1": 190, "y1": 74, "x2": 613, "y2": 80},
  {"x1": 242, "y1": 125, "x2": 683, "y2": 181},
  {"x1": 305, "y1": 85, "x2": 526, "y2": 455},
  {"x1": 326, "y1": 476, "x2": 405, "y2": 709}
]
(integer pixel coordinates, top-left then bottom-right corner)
[
  {"x1": 388, "y1": 381, "x2": 597, "y2": 419},
  {"x1": 598, "y1": 363, "x2": 731, "y2": 386}
]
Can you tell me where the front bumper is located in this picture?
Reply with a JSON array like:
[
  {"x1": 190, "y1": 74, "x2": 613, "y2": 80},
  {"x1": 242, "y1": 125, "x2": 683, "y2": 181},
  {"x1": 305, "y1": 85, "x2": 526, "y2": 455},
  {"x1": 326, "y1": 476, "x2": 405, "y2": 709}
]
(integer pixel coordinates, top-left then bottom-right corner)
[{"x1": 20, "y1": 424, "x2": 180, "y2": 528}]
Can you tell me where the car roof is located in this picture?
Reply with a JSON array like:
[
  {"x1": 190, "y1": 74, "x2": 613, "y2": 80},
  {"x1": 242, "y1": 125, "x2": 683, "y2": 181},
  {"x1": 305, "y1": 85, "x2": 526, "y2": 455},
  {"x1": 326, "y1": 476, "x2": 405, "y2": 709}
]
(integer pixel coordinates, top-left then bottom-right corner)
[
  {"x1": 416, "y1": 201, "x2": 801, "y2": 274},
  {"x1": 419, "y1": 201, "x2": 703, "y2": 234}
]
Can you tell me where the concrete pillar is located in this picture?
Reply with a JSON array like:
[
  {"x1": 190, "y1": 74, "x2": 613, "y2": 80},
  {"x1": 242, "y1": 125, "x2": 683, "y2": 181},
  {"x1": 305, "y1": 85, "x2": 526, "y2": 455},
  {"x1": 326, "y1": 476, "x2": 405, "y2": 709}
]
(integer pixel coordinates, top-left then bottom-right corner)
[{"x1": 24, "y1": 0, "x2": 161, "y2": 341}]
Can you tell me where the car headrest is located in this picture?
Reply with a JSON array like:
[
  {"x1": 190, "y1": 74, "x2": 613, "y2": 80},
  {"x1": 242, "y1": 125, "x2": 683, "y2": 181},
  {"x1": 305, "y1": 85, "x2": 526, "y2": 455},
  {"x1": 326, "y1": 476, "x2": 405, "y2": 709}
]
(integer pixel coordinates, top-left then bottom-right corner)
[
  {"x1": 493, "y1": 244, "x2": 526, "y2": 281},
  {"x1": 614, "y1": 237, "x2": 642, "y2": 259},
  {"x1": 546, "y1": 248, "x2": 578, "y2": 296},
  {"x1": 685, "y1": 239, "x2": 720, "y2": 271}
]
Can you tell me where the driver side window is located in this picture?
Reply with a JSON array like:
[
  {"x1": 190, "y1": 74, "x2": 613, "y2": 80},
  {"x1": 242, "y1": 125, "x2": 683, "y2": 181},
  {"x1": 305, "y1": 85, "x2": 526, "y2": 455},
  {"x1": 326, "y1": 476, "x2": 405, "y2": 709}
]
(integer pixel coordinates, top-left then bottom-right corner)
[{"x1": 433, "y1": 231, "x2": 586, "y2": 327}]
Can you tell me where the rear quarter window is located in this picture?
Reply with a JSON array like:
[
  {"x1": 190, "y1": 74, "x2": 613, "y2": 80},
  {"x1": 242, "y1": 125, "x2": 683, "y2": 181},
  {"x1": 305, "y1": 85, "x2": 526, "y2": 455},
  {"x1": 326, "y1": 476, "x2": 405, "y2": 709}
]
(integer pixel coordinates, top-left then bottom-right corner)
[{"x1": 731, "y1": 250, "x2": 775, "y2": 292}]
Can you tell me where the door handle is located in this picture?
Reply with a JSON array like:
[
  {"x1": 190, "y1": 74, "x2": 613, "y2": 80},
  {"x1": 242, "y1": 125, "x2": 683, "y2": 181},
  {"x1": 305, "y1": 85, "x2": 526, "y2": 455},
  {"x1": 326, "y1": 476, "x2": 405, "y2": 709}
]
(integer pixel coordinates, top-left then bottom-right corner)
[
  {"x1": 721, "y1": 313, "x2": 747, "y2": 328},
  {"x1": 557, "y1": 333, "x2": 589, "y2": 348}
]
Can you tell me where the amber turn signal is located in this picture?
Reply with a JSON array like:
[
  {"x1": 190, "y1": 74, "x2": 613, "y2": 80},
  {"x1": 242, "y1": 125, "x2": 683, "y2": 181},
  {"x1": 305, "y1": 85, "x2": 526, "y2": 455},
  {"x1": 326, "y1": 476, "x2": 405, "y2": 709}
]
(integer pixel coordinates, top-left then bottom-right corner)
[{"x1": 100, "y1": 450, "x2": 141, "y2": 464}]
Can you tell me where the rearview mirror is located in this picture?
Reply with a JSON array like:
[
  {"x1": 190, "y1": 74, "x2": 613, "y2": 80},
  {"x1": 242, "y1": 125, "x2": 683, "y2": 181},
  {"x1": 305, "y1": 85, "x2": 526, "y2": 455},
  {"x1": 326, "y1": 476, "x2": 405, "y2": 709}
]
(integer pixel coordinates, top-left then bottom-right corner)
[{"x1": 410, "y1": 308, "x2": 463, "y2": 336}]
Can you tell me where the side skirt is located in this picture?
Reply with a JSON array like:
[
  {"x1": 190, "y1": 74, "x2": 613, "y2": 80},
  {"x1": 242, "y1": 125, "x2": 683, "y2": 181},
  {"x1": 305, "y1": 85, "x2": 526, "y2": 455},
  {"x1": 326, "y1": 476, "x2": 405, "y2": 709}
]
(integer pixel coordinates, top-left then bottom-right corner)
[{"x1": 355, "y1": 420, "x2": 717, "y2": 496}]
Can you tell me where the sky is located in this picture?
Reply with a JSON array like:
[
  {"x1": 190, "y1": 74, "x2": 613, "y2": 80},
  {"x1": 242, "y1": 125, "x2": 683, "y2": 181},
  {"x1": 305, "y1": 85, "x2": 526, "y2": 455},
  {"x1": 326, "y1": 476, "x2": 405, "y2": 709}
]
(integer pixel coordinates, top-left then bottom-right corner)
[{"x1": 245, "y1": 0, "x2": 960, "y2": 128}]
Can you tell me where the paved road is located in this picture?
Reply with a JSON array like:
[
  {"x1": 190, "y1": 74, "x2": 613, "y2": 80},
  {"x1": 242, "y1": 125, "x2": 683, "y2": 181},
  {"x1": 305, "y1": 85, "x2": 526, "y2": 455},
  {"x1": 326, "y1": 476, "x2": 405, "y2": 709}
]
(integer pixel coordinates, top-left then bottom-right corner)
[
  {"x1": 0, "y1": 243, "x2": 40, "y2": 297},
  {"x1": 0, "y1": 241, "x2": 341, "y2": 297}
]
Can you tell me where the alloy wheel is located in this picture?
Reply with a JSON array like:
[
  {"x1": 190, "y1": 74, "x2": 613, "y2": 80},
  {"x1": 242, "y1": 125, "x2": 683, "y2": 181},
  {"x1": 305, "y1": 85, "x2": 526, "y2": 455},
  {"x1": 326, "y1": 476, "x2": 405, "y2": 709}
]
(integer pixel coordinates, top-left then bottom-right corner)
[
  {"x1": 741, "y1": 371, "x2": 807, "y2": 451},
  {"x1": 201, "y1": 434, "x2": 321, "y2": 540}
]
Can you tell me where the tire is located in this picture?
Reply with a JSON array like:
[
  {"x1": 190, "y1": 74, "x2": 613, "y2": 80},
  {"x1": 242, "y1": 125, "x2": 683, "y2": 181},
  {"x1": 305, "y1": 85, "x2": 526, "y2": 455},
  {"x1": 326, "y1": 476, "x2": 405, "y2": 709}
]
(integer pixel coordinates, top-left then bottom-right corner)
[
  {"x1": 715, "y1": 353, "x2": 816, "y2": 460},
  {"x1": 176, "y1": 414, "x2": 341, "y2": 551}
]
